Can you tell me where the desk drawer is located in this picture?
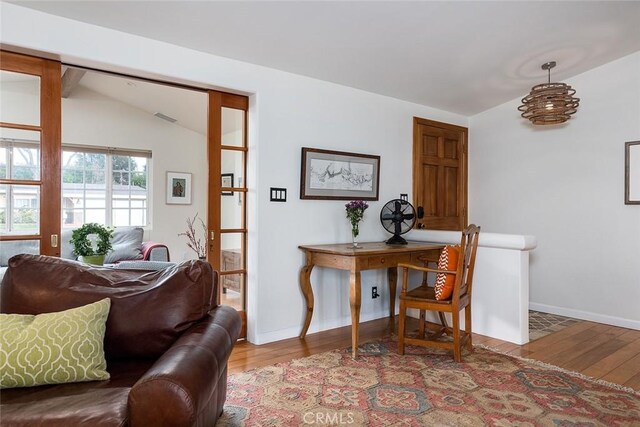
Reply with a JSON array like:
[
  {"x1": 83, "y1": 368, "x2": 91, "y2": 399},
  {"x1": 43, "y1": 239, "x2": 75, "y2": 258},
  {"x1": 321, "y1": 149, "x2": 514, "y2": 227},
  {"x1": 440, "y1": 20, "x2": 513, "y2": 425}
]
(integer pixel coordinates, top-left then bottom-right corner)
[
  {"x1": 410, "y1": 249, "x2": 441, "y2": 265},
  {"x1": 366, "y1": 254, "x2": 410, "y2": 269}
]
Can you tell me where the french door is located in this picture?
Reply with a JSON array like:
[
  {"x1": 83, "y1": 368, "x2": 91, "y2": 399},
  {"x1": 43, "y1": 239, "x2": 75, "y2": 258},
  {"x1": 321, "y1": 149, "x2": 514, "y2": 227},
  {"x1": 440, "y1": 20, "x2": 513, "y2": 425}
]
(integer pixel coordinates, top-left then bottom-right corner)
[
  {"x1": 0, "y1": 51, "x2": 61, "y2": 260},
  {"x1": 208, "y1": 91, "x2": 249, "y2": 338},
  {"x1": 0, "y1": 51, "x2": 249, "y2": 338}
]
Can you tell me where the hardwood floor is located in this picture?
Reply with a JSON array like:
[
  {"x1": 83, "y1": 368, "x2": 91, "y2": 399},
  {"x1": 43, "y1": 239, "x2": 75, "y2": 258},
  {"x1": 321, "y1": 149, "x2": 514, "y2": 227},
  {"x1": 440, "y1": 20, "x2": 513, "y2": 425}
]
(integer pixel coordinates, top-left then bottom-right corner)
[{"x1": 228, "y1": 316, "x2": 640, "y2": 391}]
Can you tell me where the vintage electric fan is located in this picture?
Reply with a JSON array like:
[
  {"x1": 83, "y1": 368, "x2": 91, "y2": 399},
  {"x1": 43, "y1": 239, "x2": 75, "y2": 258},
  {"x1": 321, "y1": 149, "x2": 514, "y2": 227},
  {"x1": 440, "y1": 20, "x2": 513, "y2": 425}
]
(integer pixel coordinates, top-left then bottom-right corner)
[{"x1": 380, "y1": 199, "x2": 416, "y2": 245}]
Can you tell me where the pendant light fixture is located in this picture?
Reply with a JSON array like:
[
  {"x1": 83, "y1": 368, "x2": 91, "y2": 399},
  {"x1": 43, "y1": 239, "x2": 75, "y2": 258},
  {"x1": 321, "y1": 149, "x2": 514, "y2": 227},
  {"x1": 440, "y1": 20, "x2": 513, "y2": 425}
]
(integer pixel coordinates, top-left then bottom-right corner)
[{"x1": 518, "y1": 61, "x2": 580, "y2": 125}]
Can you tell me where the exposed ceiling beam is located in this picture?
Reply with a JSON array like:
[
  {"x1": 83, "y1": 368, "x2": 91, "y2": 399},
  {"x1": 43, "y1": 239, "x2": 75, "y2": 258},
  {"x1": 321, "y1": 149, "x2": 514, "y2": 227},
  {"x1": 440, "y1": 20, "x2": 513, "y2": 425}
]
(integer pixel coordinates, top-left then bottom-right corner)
[{"x1": 61, "y1": 68, "x2": 86, "y2": 98}]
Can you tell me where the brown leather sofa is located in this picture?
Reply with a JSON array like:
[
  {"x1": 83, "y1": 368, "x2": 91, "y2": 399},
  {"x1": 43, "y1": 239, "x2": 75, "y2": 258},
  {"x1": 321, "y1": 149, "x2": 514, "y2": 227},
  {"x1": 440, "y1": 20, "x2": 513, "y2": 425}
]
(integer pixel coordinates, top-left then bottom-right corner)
[{"x1": 0, "y1": 254, "x2": 241, "y2": 427}]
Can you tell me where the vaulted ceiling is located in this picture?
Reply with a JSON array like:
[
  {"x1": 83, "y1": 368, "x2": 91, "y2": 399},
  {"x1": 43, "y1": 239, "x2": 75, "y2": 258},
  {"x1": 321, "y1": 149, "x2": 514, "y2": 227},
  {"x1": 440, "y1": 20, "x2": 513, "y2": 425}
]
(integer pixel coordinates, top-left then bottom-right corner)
[
  {"x1": 71, "y1": 69, "x2": 208, "y2": 136},
  {"x1": 12, "y1": 1, "x2": 640, "y2": 115}
]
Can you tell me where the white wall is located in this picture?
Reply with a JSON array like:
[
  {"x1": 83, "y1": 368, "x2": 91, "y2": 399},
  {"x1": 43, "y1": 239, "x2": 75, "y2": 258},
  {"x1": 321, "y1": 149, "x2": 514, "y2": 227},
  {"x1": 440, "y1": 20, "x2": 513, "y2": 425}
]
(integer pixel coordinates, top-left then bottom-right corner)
[
  {"x1": 469, "y1": 52, "x2": 640, "y2": 329},
  {"x1": 0, "y1": 4, "x2": 468, "y2": 344},
  {"x1": 62, "y1": 85, "x2": 208, "y2": 260},
  {"x1": 4, "y1": 3, "x2": 637, "y2": 341}
]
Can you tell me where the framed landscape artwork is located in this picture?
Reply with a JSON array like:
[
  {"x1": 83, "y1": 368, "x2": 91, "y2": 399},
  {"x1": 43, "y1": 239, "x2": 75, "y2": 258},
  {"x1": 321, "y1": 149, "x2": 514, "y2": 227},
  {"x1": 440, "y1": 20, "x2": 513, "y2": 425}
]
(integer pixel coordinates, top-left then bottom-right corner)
[
  {"x1": 300, "y1": 147, "x2": 380, "y2": 200},
  {"x1": 166, "y1": 171, "x2": 192, "y2": 205},
  {"x1": 626, "y1": 141, "x2": 640, "y2": 205}
]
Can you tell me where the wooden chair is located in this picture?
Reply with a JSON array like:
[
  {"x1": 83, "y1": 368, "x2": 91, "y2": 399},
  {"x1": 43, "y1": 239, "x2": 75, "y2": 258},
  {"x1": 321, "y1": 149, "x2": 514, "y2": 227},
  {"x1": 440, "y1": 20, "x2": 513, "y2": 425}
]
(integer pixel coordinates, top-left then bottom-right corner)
[{"x1": 397, "y1": 224, "x2": 481, "y2": 362}]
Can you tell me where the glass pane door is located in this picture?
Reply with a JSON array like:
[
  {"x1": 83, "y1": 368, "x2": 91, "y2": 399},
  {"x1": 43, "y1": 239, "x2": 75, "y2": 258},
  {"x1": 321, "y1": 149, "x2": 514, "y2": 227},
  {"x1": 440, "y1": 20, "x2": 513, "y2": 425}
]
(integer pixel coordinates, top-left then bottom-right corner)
[
  {"x1": 0, "y1": 51, "x2": 61, "y2": 265},
  {"x1": 209, "y1": 93, "x2": 248, "y2": 338}
]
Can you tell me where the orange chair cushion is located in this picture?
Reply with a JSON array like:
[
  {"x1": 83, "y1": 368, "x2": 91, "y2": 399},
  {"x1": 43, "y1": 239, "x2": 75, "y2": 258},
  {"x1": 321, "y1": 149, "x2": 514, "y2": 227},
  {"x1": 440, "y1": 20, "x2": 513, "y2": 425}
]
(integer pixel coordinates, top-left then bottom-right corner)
[{"x1": 434, "y1": 245, "x2": 460, "y2": 300}]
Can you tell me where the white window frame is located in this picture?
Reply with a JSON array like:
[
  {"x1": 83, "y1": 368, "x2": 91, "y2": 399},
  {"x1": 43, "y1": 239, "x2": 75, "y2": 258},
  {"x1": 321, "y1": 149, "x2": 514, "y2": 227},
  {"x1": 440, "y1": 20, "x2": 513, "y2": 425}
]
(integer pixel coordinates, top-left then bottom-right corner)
[
  {"x1": 2, "y1": 139, "x2": 153, "y2": 232},
  {"x1": 62, "y1": 144, "x2": 152, "y2": 228}
]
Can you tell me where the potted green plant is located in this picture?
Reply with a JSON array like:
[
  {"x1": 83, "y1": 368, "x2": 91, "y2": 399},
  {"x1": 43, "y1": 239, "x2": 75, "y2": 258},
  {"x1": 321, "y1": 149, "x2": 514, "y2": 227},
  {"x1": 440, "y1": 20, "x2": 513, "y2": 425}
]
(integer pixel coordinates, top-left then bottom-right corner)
[{"x1": 70, "y1": 223, "x2": 114, "y2": 266}]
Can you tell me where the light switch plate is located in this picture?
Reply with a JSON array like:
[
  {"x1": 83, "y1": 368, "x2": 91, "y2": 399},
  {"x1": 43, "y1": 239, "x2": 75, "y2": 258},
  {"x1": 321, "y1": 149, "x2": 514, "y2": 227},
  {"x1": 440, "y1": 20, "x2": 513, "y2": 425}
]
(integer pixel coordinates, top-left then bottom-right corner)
[{"x1": 270, "y1": 187, "x2": 287, "y2": 202}]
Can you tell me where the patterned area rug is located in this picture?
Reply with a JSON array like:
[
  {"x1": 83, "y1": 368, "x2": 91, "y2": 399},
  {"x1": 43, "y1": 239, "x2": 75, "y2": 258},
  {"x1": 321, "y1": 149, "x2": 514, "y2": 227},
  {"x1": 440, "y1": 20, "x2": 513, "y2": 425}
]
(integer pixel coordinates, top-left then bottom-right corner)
[
  {"x1": 219, "y1": 340, "x2": 640, "y2": 426},
  {"x1": 529, "y1": 310, "x2": 580, "y2": 341}
]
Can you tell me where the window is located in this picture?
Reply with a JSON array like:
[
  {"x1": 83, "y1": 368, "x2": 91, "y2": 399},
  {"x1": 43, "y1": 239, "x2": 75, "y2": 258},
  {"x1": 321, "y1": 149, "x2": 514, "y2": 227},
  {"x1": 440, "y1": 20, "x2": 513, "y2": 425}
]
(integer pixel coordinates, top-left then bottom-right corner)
[
  {"x1": 1, "y1": 140, "x2": 151, "y2": 234},
  {"x1": 0, "y1": 141, "x2": 41, "y2": 235},
  {"x1": 62, "y1": 146, "x2": 151, "y2": 228}
]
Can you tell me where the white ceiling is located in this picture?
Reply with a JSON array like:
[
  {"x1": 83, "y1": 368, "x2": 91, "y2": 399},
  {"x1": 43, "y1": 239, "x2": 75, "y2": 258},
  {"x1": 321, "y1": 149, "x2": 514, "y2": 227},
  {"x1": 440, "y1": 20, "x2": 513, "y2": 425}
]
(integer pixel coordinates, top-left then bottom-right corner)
[
  {"x1": 73, "y1": 69, "x2": 208, "y2": 135},
  {"x1": 14, "y1": 1, "x2": 640, "y2": 116}
]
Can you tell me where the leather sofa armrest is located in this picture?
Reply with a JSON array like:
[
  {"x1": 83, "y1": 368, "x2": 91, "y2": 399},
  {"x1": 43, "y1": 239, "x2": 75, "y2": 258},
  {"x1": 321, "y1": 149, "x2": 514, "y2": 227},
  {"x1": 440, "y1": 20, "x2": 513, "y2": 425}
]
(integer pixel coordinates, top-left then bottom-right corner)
[
  {"x1": 128, "y1": 306, "x2": 241, "y2": 426},
  {"x1": 141, "y1": 242, "x2": 170, "y2": 261}
]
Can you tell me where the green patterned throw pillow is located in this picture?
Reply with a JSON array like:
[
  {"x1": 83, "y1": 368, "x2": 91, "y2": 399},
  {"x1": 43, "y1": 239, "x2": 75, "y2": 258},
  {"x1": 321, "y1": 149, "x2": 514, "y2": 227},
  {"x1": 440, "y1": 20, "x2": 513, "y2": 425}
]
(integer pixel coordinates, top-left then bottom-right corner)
[{"x1": 0, "y1": 298, "x2": 111, "y2": 388}]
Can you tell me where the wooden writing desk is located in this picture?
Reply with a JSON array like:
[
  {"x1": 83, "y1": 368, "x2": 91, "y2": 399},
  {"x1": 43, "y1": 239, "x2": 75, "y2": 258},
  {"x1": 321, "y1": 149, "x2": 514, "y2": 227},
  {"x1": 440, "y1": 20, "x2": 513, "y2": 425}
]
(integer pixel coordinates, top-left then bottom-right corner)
[{"x1": 298, "y1": 241, "x2": 444, "y2": 358}]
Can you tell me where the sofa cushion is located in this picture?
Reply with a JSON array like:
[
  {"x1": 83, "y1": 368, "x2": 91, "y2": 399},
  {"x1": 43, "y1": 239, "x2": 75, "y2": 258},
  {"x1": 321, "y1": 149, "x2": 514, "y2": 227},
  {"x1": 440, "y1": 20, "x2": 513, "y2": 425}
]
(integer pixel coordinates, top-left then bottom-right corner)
[
  {"x1": 1, "y1": 386, "x2": 129, "y2": 427},
  {"x1": 1, "y1": 255, "x2": 216, "y2": 361},
  {"x1": 104, "y1": 227, "x2": 144, "y2": 264},
  {"x1": 60, "y1": 227, "x2": 145, "y2": 263},
  {"x1": 114, "y1": 261, "x2": 176, "y2": 271},
  {"x1": 0, "y1": 359, "x2": 153, "y2": 427},
  {"x1": 0, "y1": 240, "x2": 39, "y2": 267},
  {"x1": 1, "y1": 298, "x2": 111, "y2": 389}
]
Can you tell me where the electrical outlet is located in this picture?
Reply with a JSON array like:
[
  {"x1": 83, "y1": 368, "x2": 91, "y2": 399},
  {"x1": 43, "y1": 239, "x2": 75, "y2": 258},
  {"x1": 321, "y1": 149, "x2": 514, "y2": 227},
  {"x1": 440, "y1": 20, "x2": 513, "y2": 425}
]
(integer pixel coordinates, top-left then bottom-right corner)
[{"x1": 371, "y1": 286, "x2": 380, "y2": 299}]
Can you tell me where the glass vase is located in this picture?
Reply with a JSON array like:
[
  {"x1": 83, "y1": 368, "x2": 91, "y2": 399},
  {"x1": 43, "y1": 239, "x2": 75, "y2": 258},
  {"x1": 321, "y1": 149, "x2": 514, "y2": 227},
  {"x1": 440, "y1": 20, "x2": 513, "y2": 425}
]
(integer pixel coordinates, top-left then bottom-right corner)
[{"x1": 351, "y1": 224, "x2": 360, "y2": 249}]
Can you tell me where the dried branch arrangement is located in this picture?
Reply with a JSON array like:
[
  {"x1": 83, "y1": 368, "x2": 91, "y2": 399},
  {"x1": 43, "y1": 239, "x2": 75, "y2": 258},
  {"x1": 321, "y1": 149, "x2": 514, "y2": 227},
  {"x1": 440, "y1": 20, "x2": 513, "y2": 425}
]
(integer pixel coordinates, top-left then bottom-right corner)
[{"x1": 178, "y1": 213, "x2": 208, "y2": 259}]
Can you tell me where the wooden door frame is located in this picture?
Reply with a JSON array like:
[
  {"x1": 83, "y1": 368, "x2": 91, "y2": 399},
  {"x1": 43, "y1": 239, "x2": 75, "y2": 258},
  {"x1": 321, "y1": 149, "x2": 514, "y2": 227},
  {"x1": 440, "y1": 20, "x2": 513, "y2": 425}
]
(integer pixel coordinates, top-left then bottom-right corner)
[
  {"x1": 412, "y1": 117, "x2": 468, "y2": 230},
  {"x1": 208, "y1": 91, "x2": 249, "y2": 338},
  {"x1": 0, "y1": 50, "x2": 61, "y2": 256},
  {"x1": 2, "y1": 49, "x2": 251, "y2": 337}
]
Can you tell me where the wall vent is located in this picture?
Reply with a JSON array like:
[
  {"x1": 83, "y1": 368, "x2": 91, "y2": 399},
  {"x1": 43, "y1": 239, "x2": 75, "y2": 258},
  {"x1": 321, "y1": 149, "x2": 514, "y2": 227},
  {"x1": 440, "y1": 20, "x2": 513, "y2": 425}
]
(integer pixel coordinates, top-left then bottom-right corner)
[{"x1": 153, "y1": 112, "x2": 177, "y2": 123}]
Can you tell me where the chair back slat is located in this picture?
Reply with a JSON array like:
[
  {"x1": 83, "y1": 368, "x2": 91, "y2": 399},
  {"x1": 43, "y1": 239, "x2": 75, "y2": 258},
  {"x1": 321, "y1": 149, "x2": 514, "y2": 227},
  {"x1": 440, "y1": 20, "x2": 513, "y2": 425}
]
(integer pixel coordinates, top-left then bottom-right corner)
[
  {"x1": 417, "y1": 255, "x2": 436, "y2": 286},
  {"x1": 453, "y1": 224, "x2": 481, "y2": 302}
]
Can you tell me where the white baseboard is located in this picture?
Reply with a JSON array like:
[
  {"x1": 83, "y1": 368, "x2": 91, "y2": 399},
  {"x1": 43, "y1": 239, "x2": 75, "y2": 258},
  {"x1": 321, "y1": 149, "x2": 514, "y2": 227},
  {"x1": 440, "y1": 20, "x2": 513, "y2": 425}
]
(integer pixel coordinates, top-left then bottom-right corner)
[
  {"x1": 252, "y1": 310, "x2": 390, "y2": 345},
  {"x1": 529, "y1": 302, "x2": 640, "y2": 331}
]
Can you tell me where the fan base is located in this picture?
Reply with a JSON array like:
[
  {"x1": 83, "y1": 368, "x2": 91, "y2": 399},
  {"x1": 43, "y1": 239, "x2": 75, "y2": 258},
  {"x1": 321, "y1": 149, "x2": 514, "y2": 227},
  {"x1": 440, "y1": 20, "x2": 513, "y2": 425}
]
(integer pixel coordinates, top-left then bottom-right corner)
[{"x1": 385, "y1": 235, "x2": 408, "y2": 245}]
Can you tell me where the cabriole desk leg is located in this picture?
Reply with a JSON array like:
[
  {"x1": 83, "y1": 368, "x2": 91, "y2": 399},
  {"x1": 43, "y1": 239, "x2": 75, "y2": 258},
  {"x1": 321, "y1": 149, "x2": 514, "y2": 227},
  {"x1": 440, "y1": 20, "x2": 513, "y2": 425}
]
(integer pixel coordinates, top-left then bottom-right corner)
[{"x1": 299, "y1": 261, "x2": 315, "y2": 339}]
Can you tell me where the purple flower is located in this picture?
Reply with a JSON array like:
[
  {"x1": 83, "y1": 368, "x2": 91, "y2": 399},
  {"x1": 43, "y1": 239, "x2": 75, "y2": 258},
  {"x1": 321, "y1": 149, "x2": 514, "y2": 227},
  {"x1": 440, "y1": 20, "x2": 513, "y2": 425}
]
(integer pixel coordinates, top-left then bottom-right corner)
[
  {"x1": 345, "y1": 200, "x2": 369, "y2": 211},
  {"x1": 345, "y1": 200, "x2": 368, "y2": 227}
]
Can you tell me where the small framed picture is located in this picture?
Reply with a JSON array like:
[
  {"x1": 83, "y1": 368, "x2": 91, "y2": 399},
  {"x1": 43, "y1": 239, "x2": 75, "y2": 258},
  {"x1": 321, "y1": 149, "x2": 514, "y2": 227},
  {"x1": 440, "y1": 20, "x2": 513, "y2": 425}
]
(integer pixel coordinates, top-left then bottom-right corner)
[
  {"x1": 626, "y1": 141, "x2": 640, "y2": 204},
  {"x1": 166, "y1": 172, "x2": 192, "y2": 205},
  {"x1": 222, "y1": 173, "x2": 234, "y2": 196}
]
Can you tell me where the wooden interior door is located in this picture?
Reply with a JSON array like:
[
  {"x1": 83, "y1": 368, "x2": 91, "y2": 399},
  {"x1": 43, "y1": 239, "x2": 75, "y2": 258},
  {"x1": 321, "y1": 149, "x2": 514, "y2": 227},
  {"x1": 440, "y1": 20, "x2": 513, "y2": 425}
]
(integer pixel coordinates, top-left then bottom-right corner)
[
  {"x1": 413, "y1": 118, "x2": 467, "y2": 231},
  {"x1": 208, "y1": 90, "x2": 249, "y2": 338},
  {"x1": 0, "y1": 51, "x2": 61, "y2": 260}
]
